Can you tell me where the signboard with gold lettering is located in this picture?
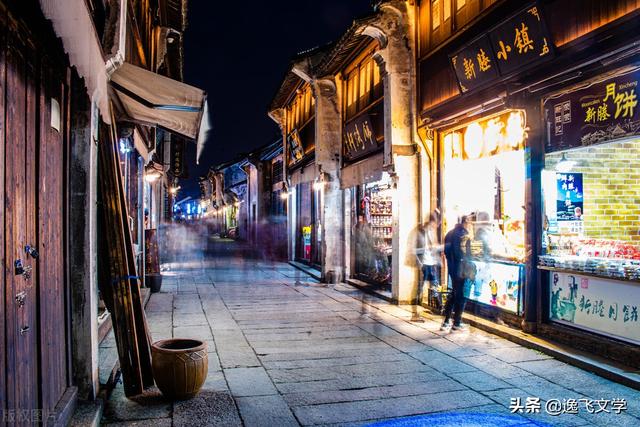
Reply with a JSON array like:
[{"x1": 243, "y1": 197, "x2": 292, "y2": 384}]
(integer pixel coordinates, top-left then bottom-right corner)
[
  {"x1": 287, "y1": 129, "x2": 304, "y2": 166},
  {"x1": 544, "y1": 69, "x2": 640, "y2": 152},
  {"x1": 449, "y1": 3, "x2": 553, "y2": 93},
  {"x1": 343, "y1": 114, "x2": 380, "y2": 162},
  {"x1": 170, "y1": 137, "x2": 186, "y2": 178},
  {"x1": 451, "y1": 35, "x2": 500, "y2": 93},
  {"x1": 488, "y1": 4, "x2": 552, "y2": 76}
]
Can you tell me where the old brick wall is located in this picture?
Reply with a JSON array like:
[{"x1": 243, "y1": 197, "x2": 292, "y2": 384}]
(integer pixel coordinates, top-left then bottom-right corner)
[{"x1": 545, "y1": 137, "x2": 640, "y2": 243}]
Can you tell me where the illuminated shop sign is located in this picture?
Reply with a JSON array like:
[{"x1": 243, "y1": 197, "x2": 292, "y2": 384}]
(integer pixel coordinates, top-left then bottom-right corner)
[
  {"x1": 287, "y1": 129, "x2": 304, "y2": 165},
  {"x1": 450, "y1": 3, "x2": 553, "y2": 93},
  {"x1": 343, "y1": 114, "x2": 380, "y2": 162},
  {"x1": 544, "y1": 68, "x2": 640, "y2": 153},
  {"x1": 444, "y1": 110, "x2": 526, "y2": 160}
]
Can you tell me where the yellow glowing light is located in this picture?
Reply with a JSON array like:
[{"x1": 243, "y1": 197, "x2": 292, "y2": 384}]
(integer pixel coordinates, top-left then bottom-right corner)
[
  {"x1": 144, "y1": 171, "x2": 161, "y2": 182},
  {"x1": 313, "y1": 181, "x2": 324, "y2": 191},
  {"x1": 483, "y1": 118, "x2": 503, "y2": 154},
  {"x1": 280, "y1": 192, "x2": 289, "y2": 200},
  {"x1": 505, "y1": 111, "x2": 525, "y2": 148},
  {"x1": 463, "y1": 122, "x2": 483, "y2": 160}
]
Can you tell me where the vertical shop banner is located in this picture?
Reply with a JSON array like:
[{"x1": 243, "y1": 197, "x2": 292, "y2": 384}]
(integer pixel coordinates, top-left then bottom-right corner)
[
  {"x1": 343, "y1": 114, "x2": 380, "y2": 162},
  {"x1": 556, "y1": 173, "x2": 583, "y2": 221},
  {"x1": 550, "y1": 272, "x2": 640, "y2": 344},
  {"x1": 170, "y1": 137, "x2": 186, "y2": 178},
  {"x1": 450, "y1": 3, "x2": 553, "y2": 93},
  {"x1": 544, "y1": 68, "x2": 640, "y2": 152}
]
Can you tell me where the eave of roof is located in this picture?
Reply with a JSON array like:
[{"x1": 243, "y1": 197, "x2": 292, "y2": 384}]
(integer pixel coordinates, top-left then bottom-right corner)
[
  {"x1": 269, "y1": 43, "x2": 334, "y2": 111},
  {"x1": 314, "y1": 14, "x2": 379, "y2": 77}
]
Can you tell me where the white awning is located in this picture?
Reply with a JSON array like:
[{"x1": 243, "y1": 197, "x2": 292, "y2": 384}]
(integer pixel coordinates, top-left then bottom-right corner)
[
  {"x1": 110, "y1": 63, "x2": 206, "y2": 140},
  {"x1": 39, "y1": 0, "x2": 110, "y2": 121}
]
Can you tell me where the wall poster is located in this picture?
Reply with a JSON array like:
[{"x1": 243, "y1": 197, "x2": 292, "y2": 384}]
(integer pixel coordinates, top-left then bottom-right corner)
[{"x1": 550, "y1": 272, "x2": 640, "y2": 344}]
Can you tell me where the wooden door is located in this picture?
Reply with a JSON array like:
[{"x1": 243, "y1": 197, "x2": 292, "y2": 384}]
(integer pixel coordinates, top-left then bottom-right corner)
[
  {"x1": 3, "y1": 31, "x2": 40, "y2": 422},
  {"x1": 1, "y1": 13, "x2": 70, "y2": 424},
  {"x1": 38, "y1": 54, "x2": 69, "y2": 417}
]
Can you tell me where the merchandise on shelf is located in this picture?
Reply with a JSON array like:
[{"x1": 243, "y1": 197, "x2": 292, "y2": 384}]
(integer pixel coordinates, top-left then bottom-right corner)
[{"x1": 539, "y1": 238, "x2": 640, "y2": 280}]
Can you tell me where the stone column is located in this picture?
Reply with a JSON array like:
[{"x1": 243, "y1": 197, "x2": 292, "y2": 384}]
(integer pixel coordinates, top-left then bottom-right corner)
[
  {"x1": 312, "y1": 77, "x2": 344, "y2": 283},
  {"x1": 368, "y1": 1, "x2": 420, "y2": 303},
  {"x1": 69, "y1": 80, "x2": 99, "y2": 399}
]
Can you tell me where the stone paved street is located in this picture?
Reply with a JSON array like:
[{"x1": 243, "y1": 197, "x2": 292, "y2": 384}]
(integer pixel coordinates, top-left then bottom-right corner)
[{"x1": 102, "y1": 240, "x2": 640, "y2": 426}]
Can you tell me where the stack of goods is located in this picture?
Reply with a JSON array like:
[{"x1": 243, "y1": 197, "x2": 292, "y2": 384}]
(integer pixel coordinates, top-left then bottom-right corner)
[{"x1": 539, "y1": 239, "x2": 640, "y2": 280}]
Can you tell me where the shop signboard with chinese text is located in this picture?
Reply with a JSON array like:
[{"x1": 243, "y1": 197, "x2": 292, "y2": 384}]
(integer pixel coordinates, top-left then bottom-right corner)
[
  {"x1": 170, "y1": 137, "x2": 186, "y2": 178},
  {"x1": 544, "y1": 69, "x2": 640, "y2": 152},
  {"x1": 287, "y1": 129, "x2": 304, "y2": 166},
  {"x1": 343, "y1": 114, "x2": 380, "y2": 162},
  {"x1": 450, "y1": 3, "x2": 552, "y2": 93},
  {"x1": 550, "y1": 272, "x2": 640, "y2": 345},
  {"x1": 556, "y1": 173, "x2": 583, "y2": 221}
]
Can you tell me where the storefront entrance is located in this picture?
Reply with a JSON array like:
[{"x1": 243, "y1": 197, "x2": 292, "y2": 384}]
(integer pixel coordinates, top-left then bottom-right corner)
[
  {"x1": 295, "y1": 182, "x2": 322, "y2": 266},
  {"x1": 441, "y1": 111, "x2": 528, "y2": 317},
  {"x1": 352, "y1": 172, "x2": 394, "y2": 289}
]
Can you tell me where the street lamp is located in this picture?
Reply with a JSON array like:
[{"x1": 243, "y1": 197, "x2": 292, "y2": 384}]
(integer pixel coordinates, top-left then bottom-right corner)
[{"x1": 144, "y1": 162, "x2": 163, "y2": 182}]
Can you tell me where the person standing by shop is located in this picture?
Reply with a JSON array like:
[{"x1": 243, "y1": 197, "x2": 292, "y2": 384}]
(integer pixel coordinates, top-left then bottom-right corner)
[
  {"x1": 412, "y1": 211, "x2": 443, "y2": 321},
  {"x1": 442, "y1": 215, "x2": 473, "y2": 331}
]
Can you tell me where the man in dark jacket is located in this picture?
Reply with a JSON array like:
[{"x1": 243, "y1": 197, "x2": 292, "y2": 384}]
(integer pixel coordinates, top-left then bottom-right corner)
[{"x1": 442, "y1": 215, "x2": 472, "y2": 331}]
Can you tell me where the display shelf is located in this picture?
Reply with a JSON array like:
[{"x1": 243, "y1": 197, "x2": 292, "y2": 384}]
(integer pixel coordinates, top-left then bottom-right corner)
[{"x1": 538, "y1": 265, "x2": 640, "y2": 285}]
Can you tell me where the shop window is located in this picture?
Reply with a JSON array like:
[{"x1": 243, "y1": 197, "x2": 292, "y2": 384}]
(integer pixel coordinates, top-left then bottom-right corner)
[
  {"x1": 541, "y1": 138, "x2": 640, "y2": 344},
  {"x1": 442, "y1": 110, "x2": 528, "y2": 314},
  {"x1": 353, "y1": 173, "x2": 394, "y2": 287},
  {"x1": 345, "y1": 57, "x2": 383, "y2": 120}
]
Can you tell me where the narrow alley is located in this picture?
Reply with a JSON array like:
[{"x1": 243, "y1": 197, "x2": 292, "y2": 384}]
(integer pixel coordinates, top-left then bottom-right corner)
[{"x1": 100, "y1": 236, "x2": 640, "y2": 427}]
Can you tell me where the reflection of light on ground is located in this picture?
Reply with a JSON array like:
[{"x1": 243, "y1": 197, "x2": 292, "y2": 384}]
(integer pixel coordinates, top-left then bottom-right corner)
[{"x1": 366, "y1": 412, "x2": 551, "y2": 427}]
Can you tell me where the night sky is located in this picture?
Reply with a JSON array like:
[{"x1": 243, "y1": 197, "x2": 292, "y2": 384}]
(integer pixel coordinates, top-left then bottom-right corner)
[{"x1": 181, "y1": 0, "x2": 374, "y2": 197}]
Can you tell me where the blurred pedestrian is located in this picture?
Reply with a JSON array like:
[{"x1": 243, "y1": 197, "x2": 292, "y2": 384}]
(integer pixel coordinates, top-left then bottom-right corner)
[
  {"x1": 441, "y1": 214, "x2": 473, "y2": 331},
  {"x1": 411, "y1": 211, "x2": 443, "y2": 322}
]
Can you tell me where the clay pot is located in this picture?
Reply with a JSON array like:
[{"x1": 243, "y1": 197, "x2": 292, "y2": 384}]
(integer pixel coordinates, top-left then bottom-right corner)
[{"x1": 151, "y1": 338, "x2": 208, "y2": 400}]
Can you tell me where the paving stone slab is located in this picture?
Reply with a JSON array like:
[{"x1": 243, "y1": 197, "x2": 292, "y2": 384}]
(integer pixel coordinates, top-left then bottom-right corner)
[
  {"x1": 292, "y1": 389, "x2": 492, "y2": 425},
  {"x1": 225, "y1": 367, "x2": 278, "y2": 396},
  {"x1": 282, "y1": 379, "x2": 468, "y2": 407},
  {"x1": 448, "y1": 370, "x2": 515, "y2": 392},
  {"x1": 275, "y1": 369, "x2": 449, "y2": 394},
  {"x1": 235, "y1": 395, "x2": 300, "y2": 427},
  {"x1": 409, "y1": 350, "x2": 477, "y2": 374},
  {"x1": 269, "y1": 359, "x2": 435, "y2": 383}
]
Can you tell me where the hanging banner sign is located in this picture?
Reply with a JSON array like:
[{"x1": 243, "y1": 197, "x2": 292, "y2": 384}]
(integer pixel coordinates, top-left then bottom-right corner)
[
  {"x1": 343, "y1": 114, "x2": 380, "y2": 162},
  {"x1": 544, "y1": 68, "x2": 640, "y2": 153},
  {"x1": 450, "y1": 3, "x2": 553, "y2": 93}
]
